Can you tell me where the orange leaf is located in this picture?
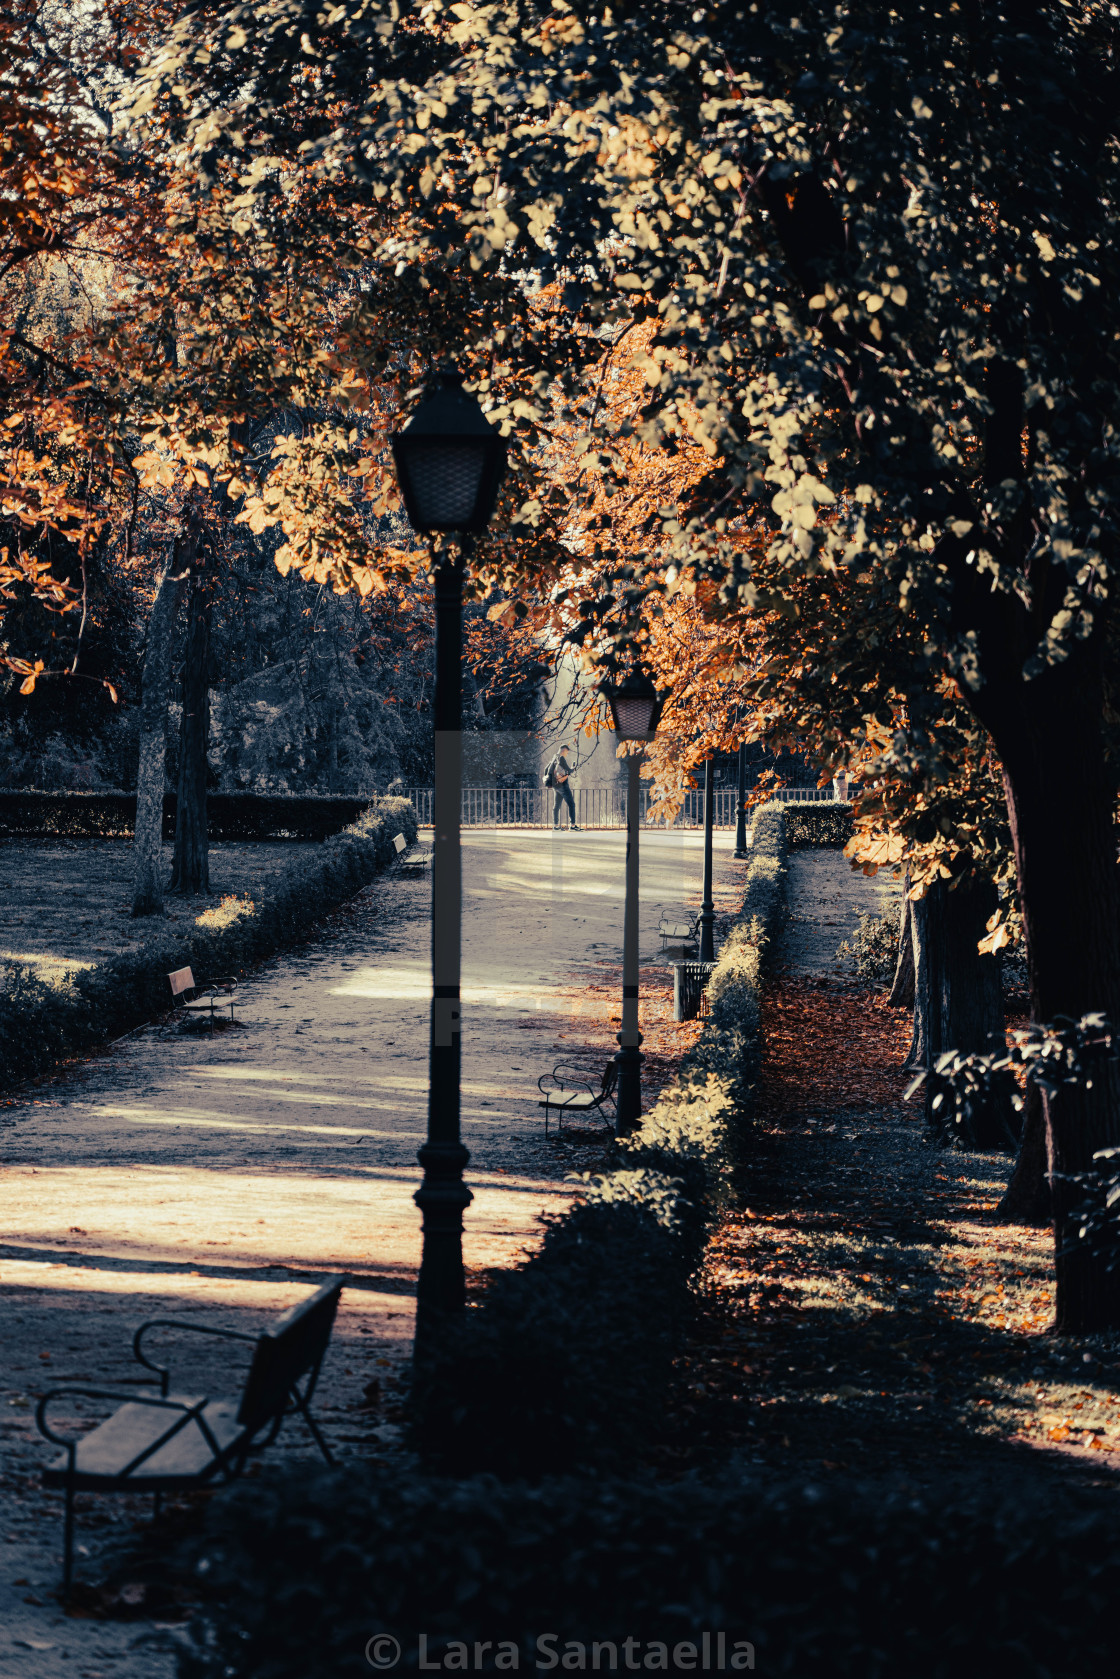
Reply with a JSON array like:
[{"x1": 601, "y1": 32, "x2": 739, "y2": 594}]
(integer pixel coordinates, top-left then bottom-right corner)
[{"x1": 19, "y1": 674, "x2": 36, "y2": 694}]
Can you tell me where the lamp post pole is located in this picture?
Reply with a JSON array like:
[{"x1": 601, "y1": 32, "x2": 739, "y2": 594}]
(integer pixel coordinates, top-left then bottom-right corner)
[
  {"x1": 597, "y1": 669, "x2": 665, "y2": 1136},
  {"x1": 615, "y1": 747, "x2": 644, "y2": 1134},
  {"x1": 698, "y1": 756, "x2": 715, "y2": 963},
  {"x1": 414, "y1": 545, "x2": 472, "y2": 1358},
  {"x1": 391, "y1": 366, "x2": 506, "y2": 1366},
  {"x1": 734, "y1": 742, "x2": 749, "y2": 859}
]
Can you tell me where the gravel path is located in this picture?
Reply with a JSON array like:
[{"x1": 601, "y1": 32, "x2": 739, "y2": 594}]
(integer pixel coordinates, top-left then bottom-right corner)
[{"x1": 0, "y1": 826, "x2": 741, "y2": 1679}]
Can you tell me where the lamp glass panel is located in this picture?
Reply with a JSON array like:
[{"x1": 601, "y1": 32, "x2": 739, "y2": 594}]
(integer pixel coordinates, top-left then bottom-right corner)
[
  {"x1": 404, "y1": 441, "x2": 489, "y2": 528},
  {"x1": 612, "y1": 695, "x2": 656, "y2": 739}
]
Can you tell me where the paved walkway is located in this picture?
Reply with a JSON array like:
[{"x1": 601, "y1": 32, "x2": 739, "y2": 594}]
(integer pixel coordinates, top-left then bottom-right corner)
[{"x1": 0, "y1": 827, "x2": 741, "y2": 1678}]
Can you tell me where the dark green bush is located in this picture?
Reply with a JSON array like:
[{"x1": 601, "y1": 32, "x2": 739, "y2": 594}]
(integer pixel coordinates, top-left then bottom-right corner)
[
  {"x1": 0, "y1": 799, "x2": 417, "y2": 1095},
  {"x1": 836, "y1": 909, "x2": 899, "y2": 986},
  {"x1": 782, "y1": 800, "x2": 853, "y2": 850},
  {"x1": 409, "y1": 1200, "x2": 689, "y2": 1476},
  {"x1": 179, "y1": 1462, "x2": 1120, "y2": 1679},
  {"x1": 0, "y1": 788, "x2": 380, "y2": 840}
]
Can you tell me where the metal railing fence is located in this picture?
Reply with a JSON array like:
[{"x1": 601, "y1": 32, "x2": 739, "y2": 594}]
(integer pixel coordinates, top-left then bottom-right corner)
[
  {"x1": 398, "y1": 784, "x2": 838, "y2": 828},
  {"x1": 765, "y1": 787, "x2": 841, "y2": 803}
]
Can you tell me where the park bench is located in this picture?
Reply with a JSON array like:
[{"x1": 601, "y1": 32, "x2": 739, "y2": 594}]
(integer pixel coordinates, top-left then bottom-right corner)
[
  {"x1": 538, "y1": 1060, "x2": 618, "y2": 1136},
  {"x1": 658, "y1": 908, "x2": 700, "y2": 955},
  {"x1": 36, "y1": 1275, "x2": 344, "y2": 1590},
  {"x1": 168, "y1": 964, "x2": 237, "y2": 1027}
]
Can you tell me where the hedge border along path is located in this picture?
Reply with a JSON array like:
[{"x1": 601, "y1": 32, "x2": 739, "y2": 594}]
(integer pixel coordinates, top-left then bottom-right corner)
[
  {"x1": 408, "y1": 799, "x2": 789, "y2": 1476},
  {"x1": 779, "y1": 797, "x2": 853, "y2": 850},
  {"x1": 0, "y1": 788, "x2": 379, "y2": 841},
  {"x1": 0, "y1": 797, "x2": 417, "y2": 1098}
]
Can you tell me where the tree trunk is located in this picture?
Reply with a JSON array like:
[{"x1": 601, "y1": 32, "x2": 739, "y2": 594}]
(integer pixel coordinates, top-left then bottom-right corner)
[
  {"x1": 903, "y1": 883, "x2": 929, "y2": 1072},
  {"x1": 888, "y1": 877, "x2": 915, "y2": 1009},
  {"x1": 131, "y1": 524, "x2": 195, "y2": 916},
  {"x1": 944, "y1": 363, "x2": 1120, "y2": 1326},
  {"x1": 997, "y1": 1081, "x2": 1051, "y2": 1225},
  {"x1": 169, "y1": 557, "x2": 213, "y2": 896},
  {"x1": 325, "y1": 645, "x2": 343, "y2": 792},
  {"x1": 978, "y1": 653, "x2": 1120, "y2": 1330},
  {"x1": 911, "y1": 876, "x2": 1013, "y2": 1147}
]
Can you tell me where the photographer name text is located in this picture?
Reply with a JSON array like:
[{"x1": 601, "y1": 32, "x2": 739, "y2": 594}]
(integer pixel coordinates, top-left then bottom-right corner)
[{"x1": 364, "y1": 1634, "x2": 754, "y2": 1671}]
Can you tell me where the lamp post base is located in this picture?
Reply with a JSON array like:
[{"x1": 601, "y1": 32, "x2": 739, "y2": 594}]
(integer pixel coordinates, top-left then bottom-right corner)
[
  {"x1": 414, "y1": 1138, "x2": 473, "y2": 1362},
  {"x1": 615, "y1": 1040, "x2": 645, "y2": 1135},
  {"x1": 698, "y1": 911, "x2": 715, "y2": 964}
]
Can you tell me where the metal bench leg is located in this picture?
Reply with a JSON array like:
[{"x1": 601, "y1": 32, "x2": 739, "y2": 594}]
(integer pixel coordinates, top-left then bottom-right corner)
[
  {"x1": 292, "y1": 1393, "x2": 334, "y2": 1465},
  {"x1": 62, "y1": 1477, "x2": 75, "y2": 1595}
]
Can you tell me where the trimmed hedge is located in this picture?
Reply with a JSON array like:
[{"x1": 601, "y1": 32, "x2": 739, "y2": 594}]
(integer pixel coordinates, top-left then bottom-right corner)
[
  {"x1": 411, "y1": 1199, "x2": 690, "y2": 1477},
  {"x1": 0, "y1": 798, "x2": 417, "y2": 1095},
  {"x1": 782, "y1": 798, "x2": 853, "y2": 850},
  {"x1": 0, "y1": 788, "x2": 377, "y2": 841},
  {"x1": 409, "y1": 800, "x2": 789, "y2": 1476},
  {"x1": 180, "y1": 1462, "x2": 1120, "y2": 1679}
]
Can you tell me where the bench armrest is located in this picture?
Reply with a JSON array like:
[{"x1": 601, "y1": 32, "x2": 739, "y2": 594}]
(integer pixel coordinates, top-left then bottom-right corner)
[
  {"x1": 36, "y1": 1387, "x2": 207, "y2": 1449},
  {"x1": 177, "y1": 979, "x2": 237, "y2": 1004},
  {"x1": 538, "y1": 1063, "x2": 595, "y2": 1098},
  {"x1": 133, "y1": 1320, "x2": 257, "y2": 1396}
]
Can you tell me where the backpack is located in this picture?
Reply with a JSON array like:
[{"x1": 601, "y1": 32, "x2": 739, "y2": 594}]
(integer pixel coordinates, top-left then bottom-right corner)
[{"x1": 544, "y1": 756, "x2": 559, "y2": 789}]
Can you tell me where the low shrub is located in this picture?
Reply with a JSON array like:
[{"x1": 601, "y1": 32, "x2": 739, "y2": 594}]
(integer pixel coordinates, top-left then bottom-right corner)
[
  {"x1": 836, "y1": 909, "x2": 899, "y2": 987},
  {"x1": 0, "y1": 799, "x2": 417, "y2": 1095},
  {"x1": 179, "y1": 1461, "x2": 1120, "y2": 1679},
  {"x1": 407, "y1": 800, "x2": 789, "y2": 1475},
  {"x1": 782, "y1": 799, "x2": 853, "y2": 849}
]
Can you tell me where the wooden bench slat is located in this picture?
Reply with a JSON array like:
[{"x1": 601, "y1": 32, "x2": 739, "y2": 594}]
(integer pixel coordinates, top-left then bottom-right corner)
[{"x1": 43, "y1": 1398, "x2": 247, "y2": 1489}]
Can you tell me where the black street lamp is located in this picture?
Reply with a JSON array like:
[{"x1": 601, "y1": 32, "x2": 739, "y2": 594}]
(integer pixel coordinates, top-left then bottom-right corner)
[
  {"x1": 734, "y1": 742, "x2": 749, "y2": 859},
  {"x1": 598, "y1": 669, "x2": 665, "y2": 1135},
  {"x1": 391, "y1": 368, "x2": 506, "y2": 1357},
  {"x1": 698, "y1": 757, "x2": 716, "y2": 962}
]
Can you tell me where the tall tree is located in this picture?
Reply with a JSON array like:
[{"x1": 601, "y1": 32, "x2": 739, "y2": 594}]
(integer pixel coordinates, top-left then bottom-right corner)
[{"x1": 1, "y1": 0, "x2": 163, "y2": 663}]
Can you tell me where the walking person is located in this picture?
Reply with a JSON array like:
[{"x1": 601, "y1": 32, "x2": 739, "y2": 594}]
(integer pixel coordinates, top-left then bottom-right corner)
[{"x1": 545, "y1": 743, "x2": 579, "y2": 830}]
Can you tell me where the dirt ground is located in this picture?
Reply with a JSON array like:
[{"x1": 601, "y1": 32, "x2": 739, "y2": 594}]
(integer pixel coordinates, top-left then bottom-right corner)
[
  {"x1": 657, "y1": 851, "x2": 1120, "y2": 1508},
  {"x1": 0, "y1": 827, "x2": 745, "y2": 1678},
  {"x1": 0, "y1": 840, "x2": 319, "y2": 984}
]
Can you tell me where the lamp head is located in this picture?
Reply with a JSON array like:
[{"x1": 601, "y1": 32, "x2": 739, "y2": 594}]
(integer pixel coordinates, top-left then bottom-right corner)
[
  {"x1": 598, "y1": 668, "x2": 665, "y2": 742},
  {"x1": 391, "y1": 367, "x2": 507, "y2": 534}
]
